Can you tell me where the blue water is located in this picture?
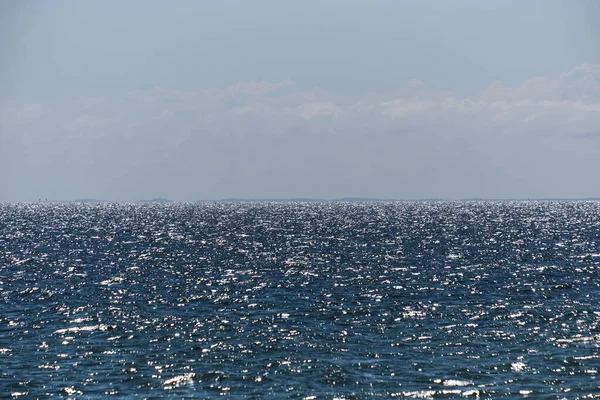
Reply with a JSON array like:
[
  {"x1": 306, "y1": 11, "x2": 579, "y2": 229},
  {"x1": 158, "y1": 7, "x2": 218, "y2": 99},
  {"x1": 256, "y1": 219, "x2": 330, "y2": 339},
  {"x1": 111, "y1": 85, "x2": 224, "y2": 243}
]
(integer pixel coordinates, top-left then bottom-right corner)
[{"x1": 1, "y1": 201, "x2": 600, "y2": 398}]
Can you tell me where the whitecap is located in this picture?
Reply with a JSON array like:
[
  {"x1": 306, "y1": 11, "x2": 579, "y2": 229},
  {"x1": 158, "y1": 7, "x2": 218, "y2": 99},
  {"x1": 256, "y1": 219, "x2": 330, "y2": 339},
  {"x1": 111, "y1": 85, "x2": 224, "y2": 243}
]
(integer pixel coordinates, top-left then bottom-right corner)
[
  {"x1": 99, "y1": 276, "x2": 125, "y2": 286},
  {"x1": 55, "y1": 324, "x2": 114, "y2": 334},
  {"x1": 398, "y1": 390, "x2": 436, "y2": 398},
  {"x1": 163, "y1": 373, "x2": 195, "y2": 390},
  {"x1": 511, "y1": 362, "x2": 527, "y2": 372},
  {"x1": 441, "y1": 379, "x2": 472, "y2": 387}
]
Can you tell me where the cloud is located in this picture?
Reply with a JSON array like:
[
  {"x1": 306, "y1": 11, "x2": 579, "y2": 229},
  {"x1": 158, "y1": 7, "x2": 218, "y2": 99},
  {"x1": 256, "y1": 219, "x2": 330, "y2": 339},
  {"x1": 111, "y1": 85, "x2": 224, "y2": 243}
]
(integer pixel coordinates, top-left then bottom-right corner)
[
  {"x1": 0, "y1": 102, "x2": 44, "y2": 126},
  {"x1": 559, "y1": 64, "x2": 600, "y2": 101},
  {"x1": 381, "y1": 100, "x2": 436, "y2": 117},
  {"x1": 1, "y1": 65, "x2": 599, "y2": 201},
  {"x1": 480, "y1": 64, "x2": 600, "y2": 102},
  {"x1": 295, "y1": 102, "x2": 342, "y2": 119}
]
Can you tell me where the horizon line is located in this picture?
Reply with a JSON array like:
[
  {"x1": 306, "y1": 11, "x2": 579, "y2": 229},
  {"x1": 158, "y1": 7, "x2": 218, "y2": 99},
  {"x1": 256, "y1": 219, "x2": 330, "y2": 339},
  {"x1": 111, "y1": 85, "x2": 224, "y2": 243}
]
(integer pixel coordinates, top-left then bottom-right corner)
[{"x1": 4, "y1": 196, "x2": 600, "y2": 204}]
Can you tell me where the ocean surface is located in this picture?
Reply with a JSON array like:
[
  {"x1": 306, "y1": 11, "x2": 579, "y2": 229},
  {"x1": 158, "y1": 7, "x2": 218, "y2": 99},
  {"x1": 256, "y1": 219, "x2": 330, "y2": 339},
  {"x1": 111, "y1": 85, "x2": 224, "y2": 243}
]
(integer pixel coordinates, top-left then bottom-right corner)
[{"x1": 2, "y1": 201, "x2": 600, "y2": 399}]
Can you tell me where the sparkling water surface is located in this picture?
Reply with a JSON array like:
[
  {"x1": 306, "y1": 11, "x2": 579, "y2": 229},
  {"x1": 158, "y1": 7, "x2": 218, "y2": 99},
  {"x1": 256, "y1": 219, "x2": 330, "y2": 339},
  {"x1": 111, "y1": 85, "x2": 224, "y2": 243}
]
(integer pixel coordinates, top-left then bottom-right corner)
[{"x1": 1, "y1": 201, "x2": 600, "y2": 398}]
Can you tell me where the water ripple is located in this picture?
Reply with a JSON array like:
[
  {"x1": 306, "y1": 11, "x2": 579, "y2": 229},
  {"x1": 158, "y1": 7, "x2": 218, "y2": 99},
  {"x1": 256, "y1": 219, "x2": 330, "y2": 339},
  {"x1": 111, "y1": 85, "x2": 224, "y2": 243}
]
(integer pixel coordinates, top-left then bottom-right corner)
[{"x1": 1, "y1": 201, "x2": 600, "y2": 397}]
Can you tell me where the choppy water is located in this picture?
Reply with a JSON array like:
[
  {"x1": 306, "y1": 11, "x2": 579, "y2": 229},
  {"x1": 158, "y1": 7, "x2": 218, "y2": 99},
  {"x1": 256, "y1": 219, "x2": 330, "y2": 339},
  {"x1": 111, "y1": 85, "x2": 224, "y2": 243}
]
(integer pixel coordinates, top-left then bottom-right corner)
[{"x1": 1, "y1": 201, "x2": 600, "y2": 398}]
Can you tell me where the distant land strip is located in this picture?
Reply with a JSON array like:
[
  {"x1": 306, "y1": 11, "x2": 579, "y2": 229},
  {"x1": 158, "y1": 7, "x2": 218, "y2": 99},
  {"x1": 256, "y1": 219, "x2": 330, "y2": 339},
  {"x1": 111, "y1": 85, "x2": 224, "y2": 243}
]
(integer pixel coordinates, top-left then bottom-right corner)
[{"x1": 17, "y1": 197, "x2": 600, "y2": 203}]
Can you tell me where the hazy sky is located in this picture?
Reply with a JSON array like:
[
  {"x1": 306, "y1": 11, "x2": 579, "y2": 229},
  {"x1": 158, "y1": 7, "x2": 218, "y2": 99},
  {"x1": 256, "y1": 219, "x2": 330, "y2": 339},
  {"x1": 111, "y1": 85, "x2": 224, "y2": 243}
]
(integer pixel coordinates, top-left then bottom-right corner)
[{"x1": 1, "y1": 0, "x2": 599, "y2": 201}]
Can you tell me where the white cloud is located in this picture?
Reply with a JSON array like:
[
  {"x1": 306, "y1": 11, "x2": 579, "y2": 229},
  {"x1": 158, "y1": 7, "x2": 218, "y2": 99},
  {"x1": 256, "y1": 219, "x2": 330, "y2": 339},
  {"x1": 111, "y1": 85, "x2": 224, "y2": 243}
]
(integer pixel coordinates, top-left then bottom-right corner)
[
  {"x1": 0, "y1": 102, "x2": 44, "y2": 126},
  {"x1": 295, "y1": 102, "x2": 342, "y2": 119},
  {"x1": 1, "y1": 65, "x2": 599, "y2": 201},
  {"x1": 380, "y1": 100, "x2": 436, "y2": 117},
  {"x1": 480, "y1": 64, "x2": 600, "y2": 103},
  {"x1": 559, "y1": 64, "x2": 600, "y2": 101},
  {"x1": 480, "y1": 78, "x2": 560, "y2": 102}
]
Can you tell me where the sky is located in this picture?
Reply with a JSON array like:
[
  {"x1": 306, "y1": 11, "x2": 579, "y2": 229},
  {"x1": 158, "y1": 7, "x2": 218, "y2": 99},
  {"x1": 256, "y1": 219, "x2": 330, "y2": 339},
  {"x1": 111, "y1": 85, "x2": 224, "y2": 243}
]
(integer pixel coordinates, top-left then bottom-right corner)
[{"x1": 1, "y1": 0, "x2": 599, "y2": 201}]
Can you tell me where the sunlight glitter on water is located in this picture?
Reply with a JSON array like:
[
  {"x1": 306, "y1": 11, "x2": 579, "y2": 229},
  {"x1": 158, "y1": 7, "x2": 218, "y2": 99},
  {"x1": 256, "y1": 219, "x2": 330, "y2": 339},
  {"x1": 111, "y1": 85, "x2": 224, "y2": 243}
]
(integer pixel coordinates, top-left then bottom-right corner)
[{"x1": 1, "y1": 201, "x2": 600, "y2": 397}]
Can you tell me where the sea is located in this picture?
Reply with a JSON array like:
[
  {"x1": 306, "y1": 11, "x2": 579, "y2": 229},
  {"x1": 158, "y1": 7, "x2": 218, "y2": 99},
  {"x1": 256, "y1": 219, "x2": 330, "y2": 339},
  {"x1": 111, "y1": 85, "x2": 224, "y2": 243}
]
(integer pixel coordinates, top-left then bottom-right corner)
[{"x1": 1, "y1": 201, "x2": 600, "y2": 399}]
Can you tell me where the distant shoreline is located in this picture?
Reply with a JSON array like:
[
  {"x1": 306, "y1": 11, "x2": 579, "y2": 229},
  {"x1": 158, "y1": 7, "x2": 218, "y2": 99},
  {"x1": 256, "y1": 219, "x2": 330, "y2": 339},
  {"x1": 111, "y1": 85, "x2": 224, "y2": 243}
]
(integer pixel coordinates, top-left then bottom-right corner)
[{"x1": 5, "y1": 197, "x2": 600, "y2": 204}]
